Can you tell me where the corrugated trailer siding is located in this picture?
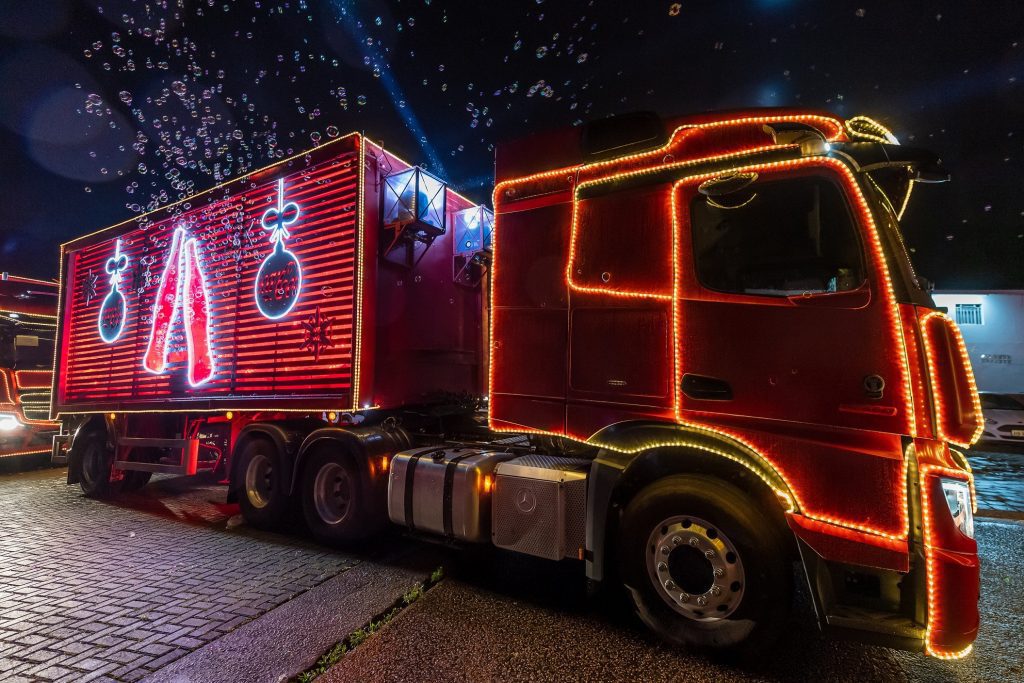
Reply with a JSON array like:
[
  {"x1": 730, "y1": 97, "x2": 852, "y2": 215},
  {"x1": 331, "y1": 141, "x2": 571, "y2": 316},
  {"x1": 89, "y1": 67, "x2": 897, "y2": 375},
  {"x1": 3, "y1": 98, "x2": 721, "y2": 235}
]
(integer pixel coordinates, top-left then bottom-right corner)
[{"x1": 58, "y1": 149, "x2": 360, "y2": 409}]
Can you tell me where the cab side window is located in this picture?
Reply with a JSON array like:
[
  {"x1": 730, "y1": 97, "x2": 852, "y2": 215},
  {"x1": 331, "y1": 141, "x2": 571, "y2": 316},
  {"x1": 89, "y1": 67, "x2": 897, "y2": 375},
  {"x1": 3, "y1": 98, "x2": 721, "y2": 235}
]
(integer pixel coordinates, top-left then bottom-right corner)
[{"x1": 691, "y1": 177, "x2": 864, "y2": 296}]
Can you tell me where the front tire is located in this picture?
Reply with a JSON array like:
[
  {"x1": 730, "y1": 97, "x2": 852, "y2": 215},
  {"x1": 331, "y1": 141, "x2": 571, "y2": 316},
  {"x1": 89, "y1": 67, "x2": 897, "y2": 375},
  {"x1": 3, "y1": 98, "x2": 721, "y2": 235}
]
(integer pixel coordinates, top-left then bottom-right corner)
[
  {"x1": 300, "y1": 447, "x2": 380, "y2": 545},
  {"x1": 236, "y1": 438, "x2": 290, "y2": 528},
  {"x1": 79, "y1": 434, "x2": 120, "y2": 498},
  {"x1": 618, "y1": 474, "x2": 791, "y2": 658}
]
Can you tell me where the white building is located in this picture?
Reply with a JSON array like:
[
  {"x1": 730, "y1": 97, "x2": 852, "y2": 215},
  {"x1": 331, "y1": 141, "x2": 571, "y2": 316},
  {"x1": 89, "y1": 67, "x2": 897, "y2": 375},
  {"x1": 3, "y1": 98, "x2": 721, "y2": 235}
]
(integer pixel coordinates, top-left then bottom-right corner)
[{"x1": 931, "y1": 291, "x2": 1024, "y2": 394}]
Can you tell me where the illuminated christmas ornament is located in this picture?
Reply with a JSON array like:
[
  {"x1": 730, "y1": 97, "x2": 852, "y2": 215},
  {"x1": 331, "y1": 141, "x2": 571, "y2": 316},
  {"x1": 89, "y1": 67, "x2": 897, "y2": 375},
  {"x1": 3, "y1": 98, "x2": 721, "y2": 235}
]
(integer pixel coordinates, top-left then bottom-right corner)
[
  {"x1": 97, "y1": 239, "x2": 129, "y2": 343},
  {"x1": 255, "y1": 178, "x2": 302, "y2": 319},
  {"x1": 143, "y1": 227, "x2": 216, "y2": 387}
]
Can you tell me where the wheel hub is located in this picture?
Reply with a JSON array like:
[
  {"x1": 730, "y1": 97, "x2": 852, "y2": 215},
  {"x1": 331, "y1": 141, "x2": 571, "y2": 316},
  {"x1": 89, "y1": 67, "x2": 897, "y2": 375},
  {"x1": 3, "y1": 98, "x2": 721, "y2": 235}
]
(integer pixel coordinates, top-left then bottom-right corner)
[
  {"x1": 646, "y1": 515, "x2": 745, "y2": 620},
  {"x1": 245, "y1": 453, "x2": 273, "y2": 509},
  {"x1": 313, "y1": 462, "x2": 352, "y2": 525}
]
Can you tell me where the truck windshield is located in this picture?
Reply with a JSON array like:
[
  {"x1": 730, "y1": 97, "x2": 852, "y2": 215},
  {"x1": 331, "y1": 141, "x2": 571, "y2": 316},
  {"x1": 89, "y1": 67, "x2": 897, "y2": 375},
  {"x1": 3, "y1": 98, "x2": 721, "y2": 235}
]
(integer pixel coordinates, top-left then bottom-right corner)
[
  {"x1": 0, "y1": 319, "x2": 54, "y2": 370},
  {"x1": 691, "y1": 176, "x2": 864, "y2": 297}
]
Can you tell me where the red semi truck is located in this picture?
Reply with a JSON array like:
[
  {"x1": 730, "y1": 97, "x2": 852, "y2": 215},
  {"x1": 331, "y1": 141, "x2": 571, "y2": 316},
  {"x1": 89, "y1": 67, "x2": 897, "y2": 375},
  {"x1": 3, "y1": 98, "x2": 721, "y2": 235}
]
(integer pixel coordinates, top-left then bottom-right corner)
[
  {"x1": 51, "y1": 110, "x2": 982, "y2": 658},
  {"x1": 1, "y1": 273, "x2": 60, "y2": 460}
]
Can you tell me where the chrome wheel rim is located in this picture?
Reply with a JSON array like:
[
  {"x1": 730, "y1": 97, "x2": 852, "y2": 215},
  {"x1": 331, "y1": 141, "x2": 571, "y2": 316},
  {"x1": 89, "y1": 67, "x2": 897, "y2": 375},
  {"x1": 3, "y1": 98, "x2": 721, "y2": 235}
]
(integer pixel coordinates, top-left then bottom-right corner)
[
  {"x1": 646, "y1": 515, "x2": 746, "y2": 621},
  {"x1": 313, "y1": 462, "x2": 352, "y2": 525},
  {"x1": 245, "y1": 452, "x2": 273, "y2": 509}
]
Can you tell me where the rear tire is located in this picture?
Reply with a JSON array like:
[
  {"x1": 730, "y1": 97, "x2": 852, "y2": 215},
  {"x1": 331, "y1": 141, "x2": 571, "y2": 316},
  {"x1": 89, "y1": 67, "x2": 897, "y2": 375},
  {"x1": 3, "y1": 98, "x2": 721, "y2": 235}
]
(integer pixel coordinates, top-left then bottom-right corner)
[
  {"x1": 79, "y1": 434, "x2": 120, "y2": 498},
  {"x1": 236, "y1": 438, "x2": 290, "y2": 529},
  {"x1": 618, "y1": 474, "x2": 791, "y2": 659},
  {"x1": 300, "y1": 447, "x2": 380, "y2": 545}
]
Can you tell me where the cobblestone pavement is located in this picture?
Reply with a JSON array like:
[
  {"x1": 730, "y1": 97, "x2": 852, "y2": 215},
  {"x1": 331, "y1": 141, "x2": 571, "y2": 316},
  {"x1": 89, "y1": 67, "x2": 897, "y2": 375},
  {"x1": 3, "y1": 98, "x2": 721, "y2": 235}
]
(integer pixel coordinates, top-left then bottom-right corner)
[
  {"x1": 967, "y1": 447, "x2": 1024, "y2": 514},
  {"x1": 0, "y1": 468, "x2": 357, "y2": 683}
]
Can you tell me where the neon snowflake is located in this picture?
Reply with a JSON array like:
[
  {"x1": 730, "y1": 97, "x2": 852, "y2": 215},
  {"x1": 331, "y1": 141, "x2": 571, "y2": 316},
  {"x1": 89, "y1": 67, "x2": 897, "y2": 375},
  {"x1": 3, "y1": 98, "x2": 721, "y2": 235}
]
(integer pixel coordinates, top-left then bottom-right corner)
[{"x1": 300, "y1": 305, "x2": 334, "y2": 362}]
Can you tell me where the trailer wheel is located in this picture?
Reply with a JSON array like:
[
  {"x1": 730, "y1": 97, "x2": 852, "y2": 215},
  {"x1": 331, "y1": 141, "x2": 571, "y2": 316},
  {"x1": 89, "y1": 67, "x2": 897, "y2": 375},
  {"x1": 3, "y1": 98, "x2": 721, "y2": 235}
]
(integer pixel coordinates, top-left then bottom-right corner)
[
  {"x1": 618, "y1": 474, "x2": 791, "y2": 658},
  {"x1": 236, "y1": 438, "x2": 290, "y2": 528},
  {"x1": 79, "y1": 434, "x2": 120, "y2": 498},
  {"x1": 300, "y1": 447, "x2": 378, "y2": 545}
]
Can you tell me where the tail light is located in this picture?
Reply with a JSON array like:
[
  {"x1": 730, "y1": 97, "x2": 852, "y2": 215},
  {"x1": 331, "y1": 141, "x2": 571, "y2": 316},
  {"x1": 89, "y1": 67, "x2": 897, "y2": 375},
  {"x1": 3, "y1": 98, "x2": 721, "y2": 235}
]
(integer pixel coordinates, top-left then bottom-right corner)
[{"x1": 918, "y1": 311, "x2": 983, "y2": 447}]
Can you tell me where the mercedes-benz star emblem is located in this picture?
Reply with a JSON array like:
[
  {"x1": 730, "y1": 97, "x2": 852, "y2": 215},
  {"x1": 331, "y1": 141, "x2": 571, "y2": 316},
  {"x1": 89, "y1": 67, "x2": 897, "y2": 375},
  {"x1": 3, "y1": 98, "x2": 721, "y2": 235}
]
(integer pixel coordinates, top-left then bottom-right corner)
[{"x1": 515, "y1": 489, "x2": 537, "y2": 513}]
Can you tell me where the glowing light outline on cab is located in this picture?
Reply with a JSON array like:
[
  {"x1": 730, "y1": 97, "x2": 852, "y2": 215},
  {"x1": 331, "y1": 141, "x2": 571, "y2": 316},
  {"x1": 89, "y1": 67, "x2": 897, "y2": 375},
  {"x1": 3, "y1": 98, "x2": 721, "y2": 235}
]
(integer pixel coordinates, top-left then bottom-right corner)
[
  {"x1": 14, "y1": 370, "x2": 52, "y2": 390},
  {"x1": 255, "y1": 178, "x2": 303, "y2": 321},
  {"x1": 0, "y1": 448, "x2": 50, "y2": 459},
  {"x1": 564, "y1": 143, "x2": 788, "y2": 300},
  {"x1": 0, "y1": 372, "x2": 58, "y2": 427},
  {"x1": 919, "y1": 462, "x2": 976, "y2": 660},
  {"x1": 846, "y1": 115, "x2": 900, "y2": 145},
  {"x1": 0, "y1": 274, "x2": 56, "y2": 287},
  {"x1": 142, "y1": 226, "x2": 217, "y2": 388},
  {"x1": 918, "y1": 311, "x2": 984, "y2": 448},
  {"x1": 493, "y1": 113, "x2": 848, "y2": 402},
  {"x1": 0, "y1": 372, "x2": 12, "y2": 404},
  {"x1": 490, "y1": 120, "x2": 916, "y2": 542},
  {"x1": 0, "y1": 309, "x2": 57, "y2": 320},
  {"x1": 97, "y1": 239, "x2": 129, "y2": 344}
]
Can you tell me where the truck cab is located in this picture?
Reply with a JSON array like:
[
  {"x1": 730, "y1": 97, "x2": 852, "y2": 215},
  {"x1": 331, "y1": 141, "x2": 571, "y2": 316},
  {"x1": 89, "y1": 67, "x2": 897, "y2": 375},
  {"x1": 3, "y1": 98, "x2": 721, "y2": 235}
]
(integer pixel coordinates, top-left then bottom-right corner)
[
  {"x1": 0, "y1": 273, "x2": 60, "y2": 461},
  {"x1": 487, "y1": 110, "x2": 981, "y2": 658}
]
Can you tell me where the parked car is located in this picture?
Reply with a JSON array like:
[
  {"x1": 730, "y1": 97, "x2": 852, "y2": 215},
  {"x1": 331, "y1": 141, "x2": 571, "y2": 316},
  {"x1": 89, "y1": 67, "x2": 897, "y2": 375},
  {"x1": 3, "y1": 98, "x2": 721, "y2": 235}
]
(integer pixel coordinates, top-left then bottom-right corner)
[{"x1": 979, "y1": 392, "x2": 1024, "y2": 443}]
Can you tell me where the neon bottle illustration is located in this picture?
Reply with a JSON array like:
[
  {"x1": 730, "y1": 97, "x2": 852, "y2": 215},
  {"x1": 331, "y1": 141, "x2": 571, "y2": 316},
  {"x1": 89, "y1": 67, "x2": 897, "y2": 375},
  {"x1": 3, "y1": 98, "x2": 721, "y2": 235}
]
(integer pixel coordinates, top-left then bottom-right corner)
[
  {"x1": 98, "y1": 238, "x2": 129, "y2": 343},
  {"x1": 143, "y1": 227, "x2": 216, "y2": 387},
  {"x1": 255, "y1": 178, "x2": 302, "y2": 319}
]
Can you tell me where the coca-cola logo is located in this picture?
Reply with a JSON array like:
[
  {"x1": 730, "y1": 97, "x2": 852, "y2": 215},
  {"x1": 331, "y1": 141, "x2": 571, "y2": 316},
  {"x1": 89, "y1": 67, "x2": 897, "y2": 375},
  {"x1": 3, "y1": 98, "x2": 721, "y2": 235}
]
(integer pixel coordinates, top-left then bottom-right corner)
[
  {"x1": 255, "y1": 251, "x2": 301, "y2": 318},
  {"x1": 99, "y1": 294, "x2": 125, "y2": 335}
]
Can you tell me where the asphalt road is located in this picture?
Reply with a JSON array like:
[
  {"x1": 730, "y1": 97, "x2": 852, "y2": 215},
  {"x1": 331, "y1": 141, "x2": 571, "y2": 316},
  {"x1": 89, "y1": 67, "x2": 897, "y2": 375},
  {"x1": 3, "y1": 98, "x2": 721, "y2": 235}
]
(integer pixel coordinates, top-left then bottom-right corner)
[{"x1": 323, "y1": 518, "x2": 1024, "y2": 683}]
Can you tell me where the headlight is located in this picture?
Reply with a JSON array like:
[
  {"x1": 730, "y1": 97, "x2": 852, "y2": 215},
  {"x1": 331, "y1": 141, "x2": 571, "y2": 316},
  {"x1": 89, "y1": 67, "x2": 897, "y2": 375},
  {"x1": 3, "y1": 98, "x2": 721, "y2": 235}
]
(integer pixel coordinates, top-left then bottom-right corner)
[
  {"x1": 0, "y1": 413, "x2": 21, "y2": 431},
  {"x1": 985, "y1": 418, "x2": 997, "y2": 425},
  {"x1": 941, "y1": 478, "x2": 974, "y2": 539}
]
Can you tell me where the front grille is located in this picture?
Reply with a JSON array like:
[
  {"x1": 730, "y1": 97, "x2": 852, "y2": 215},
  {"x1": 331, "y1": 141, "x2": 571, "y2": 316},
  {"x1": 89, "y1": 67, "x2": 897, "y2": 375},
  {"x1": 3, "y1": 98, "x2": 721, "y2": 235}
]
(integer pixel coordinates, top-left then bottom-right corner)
[{"x1": 18, "y1": 391, "x2": 52, "y2": 421}]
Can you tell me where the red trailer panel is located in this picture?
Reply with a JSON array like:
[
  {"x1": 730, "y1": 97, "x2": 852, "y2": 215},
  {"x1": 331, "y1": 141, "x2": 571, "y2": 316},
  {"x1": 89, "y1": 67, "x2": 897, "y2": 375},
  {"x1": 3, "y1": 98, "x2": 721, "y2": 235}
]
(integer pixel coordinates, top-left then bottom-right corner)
[{"x1": 53, "y1": 134, "x2": 483, "y2": 415}]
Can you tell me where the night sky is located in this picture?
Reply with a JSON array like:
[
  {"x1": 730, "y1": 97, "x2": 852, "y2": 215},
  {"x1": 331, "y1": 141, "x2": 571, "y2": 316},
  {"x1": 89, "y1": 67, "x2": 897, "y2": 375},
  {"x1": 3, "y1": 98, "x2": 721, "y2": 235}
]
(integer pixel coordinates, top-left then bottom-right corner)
[{"x1": 0, "y1": 0, "x2": 1021, "y2": 288}]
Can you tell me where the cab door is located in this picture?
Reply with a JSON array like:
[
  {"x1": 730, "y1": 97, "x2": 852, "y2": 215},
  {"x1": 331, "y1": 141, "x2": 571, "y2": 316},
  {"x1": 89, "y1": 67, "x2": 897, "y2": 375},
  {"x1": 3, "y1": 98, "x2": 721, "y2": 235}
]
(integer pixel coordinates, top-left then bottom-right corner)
[
  {"x1": 674, "y1": 163, "x2": 911, "y2": 437},
  {"x1": 566, "y1": 183, "x2": 676, "y2": 437}
]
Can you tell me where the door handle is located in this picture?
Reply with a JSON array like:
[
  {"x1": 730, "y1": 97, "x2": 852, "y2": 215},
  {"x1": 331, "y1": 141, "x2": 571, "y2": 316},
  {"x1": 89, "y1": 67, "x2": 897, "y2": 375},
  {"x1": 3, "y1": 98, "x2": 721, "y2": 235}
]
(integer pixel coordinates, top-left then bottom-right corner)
[{"x1": 682, "y1": 374, "x2": 733, "y2": 401}]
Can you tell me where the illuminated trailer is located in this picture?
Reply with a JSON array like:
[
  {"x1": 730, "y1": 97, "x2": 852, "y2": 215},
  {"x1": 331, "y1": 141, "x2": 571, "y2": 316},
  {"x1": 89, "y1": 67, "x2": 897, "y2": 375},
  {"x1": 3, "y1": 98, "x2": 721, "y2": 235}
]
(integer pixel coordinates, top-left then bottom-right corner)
[
  {"x1": 52, "y1": 134, "x2": 483, "y2": 418},
  {"x1": 53, "y1": 112, "x2": 982, "y2": 660},
  {"x1": 1, "y1": 274, "x2": 61, "y2": 461}
]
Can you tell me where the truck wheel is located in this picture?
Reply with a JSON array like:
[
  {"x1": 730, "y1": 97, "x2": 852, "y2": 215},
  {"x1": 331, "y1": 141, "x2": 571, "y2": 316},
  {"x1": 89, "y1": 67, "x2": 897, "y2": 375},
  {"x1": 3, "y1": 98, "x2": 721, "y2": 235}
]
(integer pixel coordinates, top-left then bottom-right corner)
[
  {"x1": 122, "y1": 470, "x2": 152, "y2": 492},
  {"x1": 300, "y1": 447, "x2": 378, "y2": 545},
  {"x1": 618, "y1": 474, "x2": 791, "y2": 658},
  {"x1": 79, "y1": 434, "x2": 120, "y2": 498},
  {"x1": 236, "y1": 438, "x2": 290, "y2": 528}
]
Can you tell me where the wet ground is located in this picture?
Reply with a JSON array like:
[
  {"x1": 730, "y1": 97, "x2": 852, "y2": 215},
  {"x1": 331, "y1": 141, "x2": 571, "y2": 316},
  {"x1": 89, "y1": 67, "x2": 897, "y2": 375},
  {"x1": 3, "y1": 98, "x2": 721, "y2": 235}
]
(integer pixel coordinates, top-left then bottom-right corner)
[
  {"x1": 967, "y1": 446, "x2": 1024, "y2": 514},
  {"x1": 325, "y1": 518, "x2": 1024, "y2": 683},
  {"x1": 1, "y1": 453, "x2": 1020, "y2": 682}
]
